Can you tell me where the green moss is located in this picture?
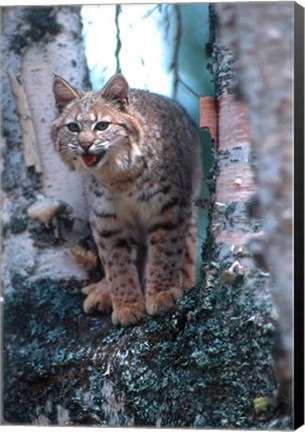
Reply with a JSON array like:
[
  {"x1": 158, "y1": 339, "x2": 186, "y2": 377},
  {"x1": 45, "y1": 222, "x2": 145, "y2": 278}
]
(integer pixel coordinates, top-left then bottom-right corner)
[
  {"x1": 29, "y1": 224, "x2": 60, "y2": 247},
  {"x1": 254, "y1": 396, "x2": 270, "y2": 416},
  {"x1": 10, "y1": 34, "x2": 29, "y2": 54},
  {"x1": 207, "y1": 44, "x2": 237, "y2": 98},
  {"x1": 4, "y1": 213, "x2": 28, "y2": 234},
  {"x1": 206, "y1": 148, "x2": 220, "y2": 193},
  {"x1": 224, "y1": 201, "x2": 237, "y2": 218}
]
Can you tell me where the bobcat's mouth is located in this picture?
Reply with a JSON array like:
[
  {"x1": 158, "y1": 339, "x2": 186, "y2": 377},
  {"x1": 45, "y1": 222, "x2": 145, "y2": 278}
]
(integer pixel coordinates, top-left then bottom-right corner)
[{"x1": 81, "y1": 151, "x2": 106, "y2": 167}]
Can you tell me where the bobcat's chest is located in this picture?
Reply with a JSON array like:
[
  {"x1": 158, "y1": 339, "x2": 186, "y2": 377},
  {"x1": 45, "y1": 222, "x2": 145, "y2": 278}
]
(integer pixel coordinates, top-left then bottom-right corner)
[
  {"x1": 112, "y1": 191, "x2": 158, "y2": 229},
  {"x1": 87, "y1": 172, "x2": 168, "y2": 240}
]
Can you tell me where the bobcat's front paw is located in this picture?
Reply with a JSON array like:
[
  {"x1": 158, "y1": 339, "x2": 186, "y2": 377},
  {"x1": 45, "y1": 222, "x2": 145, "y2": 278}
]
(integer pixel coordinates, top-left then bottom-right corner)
[
  {"x1": 146, "y1": 287, "x2": 183, "y2": 316},
  {"x1": 112, "y1": 302, "x2": 146, "y2": 327},
  {"x1": 82, "y1": 279, "x2": 112, "y2": 315}
]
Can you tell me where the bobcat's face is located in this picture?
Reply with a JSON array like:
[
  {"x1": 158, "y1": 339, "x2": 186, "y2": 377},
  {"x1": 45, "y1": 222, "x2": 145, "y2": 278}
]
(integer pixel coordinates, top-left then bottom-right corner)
[
  {"x1": 51, "y1": 75, "x2": 142, "y2": 174},
  {"x1": 53, "y1": 97, "x2": 132, "y2": 172}
]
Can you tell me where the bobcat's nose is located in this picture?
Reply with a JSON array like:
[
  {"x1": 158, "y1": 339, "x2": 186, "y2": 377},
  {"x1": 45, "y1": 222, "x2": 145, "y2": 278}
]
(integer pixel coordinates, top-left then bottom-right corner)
[
  {"x1": 78, "y1": 131, "x2": 95, "y2": 151},
  {"x1": 79, "y1": 141, "x2": 93, "y2": 151}
]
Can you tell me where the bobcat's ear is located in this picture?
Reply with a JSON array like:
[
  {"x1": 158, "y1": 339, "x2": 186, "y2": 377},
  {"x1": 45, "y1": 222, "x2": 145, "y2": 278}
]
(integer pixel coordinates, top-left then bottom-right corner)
[
  {"x1": 53, "y1": 75, "x2": 82, "y2": 111},
  {"x1": 100, "y1": 73, "x2": 129, "y2": 109}
]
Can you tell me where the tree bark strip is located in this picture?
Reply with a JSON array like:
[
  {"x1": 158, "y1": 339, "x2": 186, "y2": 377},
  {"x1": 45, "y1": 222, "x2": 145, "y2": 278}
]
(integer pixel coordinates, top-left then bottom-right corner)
[{"x1": 7, "y1": 69, "x2": 42, "y2": 172}]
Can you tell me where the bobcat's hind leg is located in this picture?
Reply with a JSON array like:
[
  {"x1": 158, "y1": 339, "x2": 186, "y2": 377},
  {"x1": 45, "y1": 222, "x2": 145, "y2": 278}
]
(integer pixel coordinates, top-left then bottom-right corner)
[
  {"x1": 82, "y1": 278, "x2": 112, "y2": 314},
  {"x1": 182, "y1": 198, "x2": 199, "y2": 289},
  {"x1": 145, "y1": 222, "x2": 186, "y2": 316}
]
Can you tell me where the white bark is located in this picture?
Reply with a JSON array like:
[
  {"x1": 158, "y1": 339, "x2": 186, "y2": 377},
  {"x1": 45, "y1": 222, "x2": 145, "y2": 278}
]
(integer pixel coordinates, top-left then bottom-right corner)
[
  {"x1": 20, "y1": 7, "x2": 89, "y2": 227},
  {"x1": 2, "y1": 6, "x2": 90, "y2": 289}
]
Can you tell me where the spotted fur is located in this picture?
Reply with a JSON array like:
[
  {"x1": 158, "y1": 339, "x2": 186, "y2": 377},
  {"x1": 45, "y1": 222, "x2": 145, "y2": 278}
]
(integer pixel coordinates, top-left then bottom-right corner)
[{"x1": 51, "y1": 73, "x2": 202, "y2": 326}]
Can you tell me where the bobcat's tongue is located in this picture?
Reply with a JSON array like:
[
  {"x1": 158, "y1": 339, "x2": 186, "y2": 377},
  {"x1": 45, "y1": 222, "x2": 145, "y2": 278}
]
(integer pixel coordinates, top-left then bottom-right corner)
[{"x1": 82, "y1": 153, "x2": 97, "y2": 166}]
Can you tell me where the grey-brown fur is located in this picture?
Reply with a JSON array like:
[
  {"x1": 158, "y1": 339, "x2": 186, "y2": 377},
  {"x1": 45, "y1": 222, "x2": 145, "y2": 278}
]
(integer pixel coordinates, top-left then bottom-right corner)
[{"x1": 51, "y1": 73, "x2": 202, "y2": 326}]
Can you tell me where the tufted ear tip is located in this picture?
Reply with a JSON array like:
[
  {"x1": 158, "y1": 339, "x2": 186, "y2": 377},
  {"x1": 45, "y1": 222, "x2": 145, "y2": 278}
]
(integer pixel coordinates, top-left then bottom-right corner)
[
  {"x1": 53, "y1": 75, "x2": 83, "y2": 110},
  {"x1": 100, "y1": 73, "x2": 129, "y2": 107}
]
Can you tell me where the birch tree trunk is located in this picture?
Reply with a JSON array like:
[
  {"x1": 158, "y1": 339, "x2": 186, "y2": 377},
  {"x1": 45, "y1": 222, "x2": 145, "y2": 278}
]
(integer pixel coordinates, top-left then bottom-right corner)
[
  {"x1": 2, "y1": 6, "x2": 90, "y2": 288},
  {"x1": 214, "y1": 0, "x2": 294, "y2": 392}
]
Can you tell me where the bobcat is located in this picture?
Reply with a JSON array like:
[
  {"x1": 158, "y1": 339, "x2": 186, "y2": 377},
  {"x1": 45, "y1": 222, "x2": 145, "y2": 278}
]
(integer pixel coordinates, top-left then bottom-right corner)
[{"x1": 51, "y1": 73, "x2": 202, "y2": 326}]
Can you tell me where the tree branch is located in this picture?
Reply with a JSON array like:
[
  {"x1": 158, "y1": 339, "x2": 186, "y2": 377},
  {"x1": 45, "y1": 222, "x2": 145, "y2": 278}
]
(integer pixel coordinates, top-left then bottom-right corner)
[
  {"x1": 114, "y1": 5, "x2": 122, "y2": 73},
  {"x1": 170, "y1": 4, "x2": 182, "y2": 98},
  {"x1": 169, "y1": 5, "x2": 198, "y2": 100}
]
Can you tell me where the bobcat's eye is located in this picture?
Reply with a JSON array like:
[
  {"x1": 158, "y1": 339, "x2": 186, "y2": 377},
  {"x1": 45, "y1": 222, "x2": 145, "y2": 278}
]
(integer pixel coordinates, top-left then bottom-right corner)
[
  {"x1": 94, "y1": 121, "x2": 110, "y2": 131},
  {"x1": 67, "y1": 122, "x2": 80, "y2": 133}
]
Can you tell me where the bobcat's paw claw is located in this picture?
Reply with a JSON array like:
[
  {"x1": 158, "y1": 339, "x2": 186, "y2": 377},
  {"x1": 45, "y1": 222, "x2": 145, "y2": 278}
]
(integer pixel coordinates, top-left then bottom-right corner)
[
  {"x1": 146, "y1": 288, "x2": 183, "y2": 316},
  {"x1": 82, "y1": 280, "x2": 112, "y2": 315},
  {"x1": 112, "y1": 302, "x2": 146, "y2": 327}
]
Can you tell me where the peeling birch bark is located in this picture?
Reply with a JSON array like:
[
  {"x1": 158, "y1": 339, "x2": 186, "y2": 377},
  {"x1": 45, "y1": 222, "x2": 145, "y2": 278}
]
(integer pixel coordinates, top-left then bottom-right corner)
[
  {"x1": 202, "y1": 105, "x2": 271, "y2": 319},
  {"x1": 199, "y1": 96, "x2": 217, "y2": 145},
  {"x1": 7, "y1": 69, "x2": 42, "y2": 172}
]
